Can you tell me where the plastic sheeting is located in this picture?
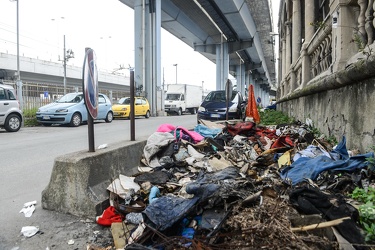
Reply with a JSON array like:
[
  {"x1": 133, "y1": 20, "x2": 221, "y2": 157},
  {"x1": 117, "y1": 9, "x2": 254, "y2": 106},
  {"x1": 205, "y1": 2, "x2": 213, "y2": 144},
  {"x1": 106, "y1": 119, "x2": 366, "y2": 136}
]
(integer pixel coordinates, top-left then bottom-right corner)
[
  {"x1": 143, "y1": 132, "x2": 175, "y2": 167},
  {"x1": 280, "y1": 137, "x2": 374, "y2": 185},
  {"x1": 143, "y1": 195, "x2": 199, "y2": 231},
  {"x1": 194, "y1": 124, "x2": 222, "y2": 138}
]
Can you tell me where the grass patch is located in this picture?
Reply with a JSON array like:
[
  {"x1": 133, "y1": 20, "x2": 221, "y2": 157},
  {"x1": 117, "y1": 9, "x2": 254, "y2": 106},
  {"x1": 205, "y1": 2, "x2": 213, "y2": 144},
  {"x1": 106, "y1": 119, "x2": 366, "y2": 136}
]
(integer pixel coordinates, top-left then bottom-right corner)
[{"x1": 259, "y1": 109, "x2": 294, "y2": 125}]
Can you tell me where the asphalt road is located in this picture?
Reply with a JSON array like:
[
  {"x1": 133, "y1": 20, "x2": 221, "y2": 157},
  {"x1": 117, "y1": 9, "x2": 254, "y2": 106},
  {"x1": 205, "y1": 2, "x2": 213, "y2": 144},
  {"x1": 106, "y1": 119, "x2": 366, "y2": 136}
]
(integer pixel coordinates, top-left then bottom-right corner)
[{"x1": 0, "y1": 114, "x2": 197, "y2": 249}]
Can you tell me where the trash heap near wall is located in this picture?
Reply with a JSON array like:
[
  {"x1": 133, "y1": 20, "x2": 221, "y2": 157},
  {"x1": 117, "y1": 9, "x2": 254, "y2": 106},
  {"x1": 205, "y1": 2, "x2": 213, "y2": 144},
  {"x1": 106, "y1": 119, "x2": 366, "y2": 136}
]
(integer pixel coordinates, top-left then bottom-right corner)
[{"x1": 91, "y1": 120, "x2": 375, "y2": 250}]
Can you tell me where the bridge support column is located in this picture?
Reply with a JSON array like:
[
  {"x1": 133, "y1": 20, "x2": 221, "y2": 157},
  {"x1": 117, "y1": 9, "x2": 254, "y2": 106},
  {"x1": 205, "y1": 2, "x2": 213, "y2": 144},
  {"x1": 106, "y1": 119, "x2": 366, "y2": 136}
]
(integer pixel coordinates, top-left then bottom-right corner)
[
  {"x1": 235, "y1": 64, "x2": 244, "y2": 95},
  {"x1": 216, "y1": 41, "x2": 229, "y2": 90},
  {"x1": 134, "y1": 0, "x2": 162, "y2": 117}
]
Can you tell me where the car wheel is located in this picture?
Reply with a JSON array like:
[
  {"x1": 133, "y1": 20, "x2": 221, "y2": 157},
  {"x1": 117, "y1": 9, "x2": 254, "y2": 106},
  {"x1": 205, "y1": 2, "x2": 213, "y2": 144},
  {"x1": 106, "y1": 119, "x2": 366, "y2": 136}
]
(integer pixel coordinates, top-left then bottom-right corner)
[
  {"x1": 42, "y1": 123, "x2": 52, "y2": 127},
  {"x1": 70, "y1": 113, "x2": 82, "y2": 127},
  {"x1": 177, "y1": 108, "x2": 182, "y2": 116},
  {"x1": 4, "y1": 114, "x2": 21, "y2": 132},
  {"x1": 190, "y1": 108, "x2": 197, "y2": 114},
  {"x1": 145, "y1": 110, "x2": 150, "y2": 118},
  {"x1": 105, "y1": 111, "x2": 113, "y2": 123}
]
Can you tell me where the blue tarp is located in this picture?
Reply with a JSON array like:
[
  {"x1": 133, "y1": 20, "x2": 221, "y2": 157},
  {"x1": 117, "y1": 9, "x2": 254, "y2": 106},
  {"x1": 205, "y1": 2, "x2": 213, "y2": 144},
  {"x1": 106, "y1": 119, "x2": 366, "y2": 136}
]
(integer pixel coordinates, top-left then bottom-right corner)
[
  {"x1": 194, "y1": 124, "x2": 222, "y2": 138},
  {"x1": 280, "y1": 136, "x2": 374, "y2": 185}
]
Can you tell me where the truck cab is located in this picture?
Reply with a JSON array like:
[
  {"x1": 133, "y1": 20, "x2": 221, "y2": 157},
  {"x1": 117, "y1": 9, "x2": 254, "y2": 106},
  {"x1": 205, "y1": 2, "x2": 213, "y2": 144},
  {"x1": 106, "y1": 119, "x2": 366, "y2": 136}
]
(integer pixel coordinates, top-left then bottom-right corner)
[
  {"x1": 164, "y1": 84, "x2": 203, "y2": 116},
  {"x1": 165, "y1": 93, "x2": 186, "y2": 115}
]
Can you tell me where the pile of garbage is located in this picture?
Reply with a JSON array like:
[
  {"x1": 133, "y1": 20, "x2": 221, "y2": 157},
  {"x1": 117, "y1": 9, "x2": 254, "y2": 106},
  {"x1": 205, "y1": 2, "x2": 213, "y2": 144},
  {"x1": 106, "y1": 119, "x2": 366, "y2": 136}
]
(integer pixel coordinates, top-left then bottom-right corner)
[{"x1": 90, "y1": 119, "x2": 375, "y2": 250}]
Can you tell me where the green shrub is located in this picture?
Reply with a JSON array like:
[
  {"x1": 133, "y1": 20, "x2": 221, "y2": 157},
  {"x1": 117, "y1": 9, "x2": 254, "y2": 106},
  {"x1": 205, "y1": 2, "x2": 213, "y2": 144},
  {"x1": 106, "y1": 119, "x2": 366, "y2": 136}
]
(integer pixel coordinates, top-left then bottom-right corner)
[
  {"x1": 351, "y1": 187, "x2": 375, "y2": 242},
  {"x1": 22, "y1": 107, "x2": 39, "y2": 127},
  {"x1": 259, "y1": 109, "x2": 293, "y2": 125}
]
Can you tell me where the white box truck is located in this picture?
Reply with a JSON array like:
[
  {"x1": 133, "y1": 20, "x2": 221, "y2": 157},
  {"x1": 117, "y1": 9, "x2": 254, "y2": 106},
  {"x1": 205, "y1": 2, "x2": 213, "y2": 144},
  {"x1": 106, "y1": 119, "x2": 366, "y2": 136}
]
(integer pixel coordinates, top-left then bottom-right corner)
[{"x1": 164, "y1": 84, "x2": 203, "y2": 115}]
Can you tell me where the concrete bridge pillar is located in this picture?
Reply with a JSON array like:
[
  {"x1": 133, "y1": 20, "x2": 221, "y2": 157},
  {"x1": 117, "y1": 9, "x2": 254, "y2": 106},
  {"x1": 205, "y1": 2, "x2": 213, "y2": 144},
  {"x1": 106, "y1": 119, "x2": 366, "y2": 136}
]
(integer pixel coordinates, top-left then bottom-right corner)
[
  {"x1": 134, "y1": 0, "x2": 162, "y2": 117},
  {"x1": 235, "y1": 63, "x2": 245, "y2": 95},
  {"x1": 216, "y1": 41, "x2": 229, "y2": 90}
]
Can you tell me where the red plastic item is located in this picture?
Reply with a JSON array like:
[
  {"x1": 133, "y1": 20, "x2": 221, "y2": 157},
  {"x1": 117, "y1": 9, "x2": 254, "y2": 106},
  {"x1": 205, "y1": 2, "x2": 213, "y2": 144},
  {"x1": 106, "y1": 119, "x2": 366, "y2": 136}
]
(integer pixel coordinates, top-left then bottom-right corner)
[{"x1": 96, "y1": 206, "x2": 123, "y2": 226}]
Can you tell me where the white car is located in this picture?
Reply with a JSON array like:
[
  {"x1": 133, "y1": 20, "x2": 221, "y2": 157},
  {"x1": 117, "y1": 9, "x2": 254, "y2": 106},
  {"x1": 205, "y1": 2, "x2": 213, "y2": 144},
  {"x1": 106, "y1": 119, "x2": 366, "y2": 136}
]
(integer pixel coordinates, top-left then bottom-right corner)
[{"x1": 0, "y1": 83, "x2": 23, "y2": 132}]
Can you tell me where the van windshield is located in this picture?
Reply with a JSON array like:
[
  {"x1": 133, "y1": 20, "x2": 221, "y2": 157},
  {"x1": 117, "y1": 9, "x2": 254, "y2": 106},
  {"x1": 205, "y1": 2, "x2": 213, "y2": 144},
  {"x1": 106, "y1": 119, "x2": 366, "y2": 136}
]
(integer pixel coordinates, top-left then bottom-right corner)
[{"x1": 166, "y1": 94, "x2": 181, "y2": 101}]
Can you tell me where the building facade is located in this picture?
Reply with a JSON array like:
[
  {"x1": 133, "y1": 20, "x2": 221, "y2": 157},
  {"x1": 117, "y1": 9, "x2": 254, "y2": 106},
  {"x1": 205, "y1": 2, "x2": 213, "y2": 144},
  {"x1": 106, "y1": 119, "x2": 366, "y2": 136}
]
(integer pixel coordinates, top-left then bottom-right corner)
[{"x1": 277, "y1": 0, "x2": 375, "y2": 152}]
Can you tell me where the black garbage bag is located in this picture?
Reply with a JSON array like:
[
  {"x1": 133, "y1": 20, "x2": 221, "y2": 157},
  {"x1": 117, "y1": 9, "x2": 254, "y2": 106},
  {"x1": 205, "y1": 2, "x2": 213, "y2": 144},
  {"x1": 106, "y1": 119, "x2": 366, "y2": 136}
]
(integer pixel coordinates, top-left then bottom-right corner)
[
  {"x1": 143, "y1": 195, "x2": 199, "y2": 231},
  {"x1": 134, "y1": 170, "x2": 171, "y2": 185},
  {"x1": 289, "y1": 186, "x2": 368, "y2": 250}
]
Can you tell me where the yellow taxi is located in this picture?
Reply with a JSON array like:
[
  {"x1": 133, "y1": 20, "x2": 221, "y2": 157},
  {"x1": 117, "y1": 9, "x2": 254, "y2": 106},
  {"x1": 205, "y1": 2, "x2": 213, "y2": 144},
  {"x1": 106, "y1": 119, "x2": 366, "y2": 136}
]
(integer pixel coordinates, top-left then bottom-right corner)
[{"x1": 112, "y1": 97, "x2": 151, "y2": 119}]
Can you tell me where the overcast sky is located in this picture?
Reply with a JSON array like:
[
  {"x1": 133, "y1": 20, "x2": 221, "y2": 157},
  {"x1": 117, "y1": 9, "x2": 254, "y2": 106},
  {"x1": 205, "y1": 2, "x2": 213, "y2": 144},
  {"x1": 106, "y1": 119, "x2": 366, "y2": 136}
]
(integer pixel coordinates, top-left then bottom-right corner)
[{"x1": 0, "y1": 0, "x2": 279, "y2": 91}]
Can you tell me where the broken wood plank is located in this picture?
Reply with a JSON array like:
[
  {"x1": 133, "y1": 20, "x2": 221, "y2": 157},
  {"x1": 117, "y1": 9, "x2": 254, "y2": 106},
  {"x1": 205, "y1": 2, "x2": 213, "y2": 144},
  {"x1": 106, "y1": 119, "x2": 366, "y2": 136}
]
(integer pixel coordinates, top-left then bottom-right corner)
[{"x1": 290, "y1": 217, "x2": 351, "y2": 232}]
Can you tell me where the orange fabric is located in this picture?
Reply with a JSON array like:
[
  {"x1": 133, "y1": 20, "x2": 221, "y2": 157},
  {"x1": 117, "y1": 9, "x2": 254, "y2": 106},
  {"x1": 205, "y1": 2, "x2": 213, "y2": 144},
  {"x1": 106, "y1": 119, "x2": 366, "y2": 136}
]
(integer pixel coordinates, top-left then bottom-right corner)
[
  {"x1": 271, "y1": 136, "x2": 294, "y2": 149},
  {"x1": 246, "y1": 85, "x2": 260, "y2": 124}
]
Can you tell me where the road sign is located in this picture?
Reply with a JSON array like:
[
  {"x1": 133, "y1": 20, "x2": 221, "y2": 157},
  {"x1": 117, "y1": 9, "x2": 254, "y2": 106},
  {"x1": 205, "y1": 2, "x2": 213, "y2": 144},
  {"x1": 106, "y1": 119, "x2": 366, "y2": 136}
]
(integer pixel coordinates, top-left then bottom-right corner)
[{"x1": 82, "y1": 48, "x2": 98, "y2": 119}]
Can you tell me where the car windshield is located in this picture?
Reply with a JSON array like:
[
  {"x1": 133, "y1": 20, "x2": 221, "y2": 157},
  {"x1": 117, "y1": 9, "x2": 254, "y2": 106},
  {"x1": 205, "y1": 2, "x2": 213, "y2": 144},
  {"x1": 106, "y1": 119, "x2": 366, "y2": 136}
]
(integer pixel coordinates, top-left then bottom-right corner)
[
  {"x1": 166, "y1": 94, "x2": 181, "y2": 101},
  {"x1": 204, "y1": 91, "x2": 237, "y2": 102},
  {"x1": 117, "y1": 97, "x2": 131, "y2": 105},
  {"x1": 57, "y1": 93, "x2": 83, "y2": 103}
]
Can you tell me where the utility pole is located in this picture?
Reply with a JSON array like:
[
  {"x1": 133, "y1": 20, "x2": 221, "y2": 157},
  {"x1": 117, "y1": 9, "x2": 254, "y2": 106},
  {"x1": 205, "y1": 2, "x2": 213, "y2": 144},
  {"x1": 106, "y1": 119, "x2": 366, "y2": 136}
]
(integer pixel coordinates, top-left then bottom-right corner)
[
  {"x1": 63, "y1": 35, "x2": 67, "y2": 95},
  {"x1": 62, "y1": 35, "x2": 74, "y2": 95},
  {"x1": 10, "y1": 0, "x2": 23, "y2": 109}
]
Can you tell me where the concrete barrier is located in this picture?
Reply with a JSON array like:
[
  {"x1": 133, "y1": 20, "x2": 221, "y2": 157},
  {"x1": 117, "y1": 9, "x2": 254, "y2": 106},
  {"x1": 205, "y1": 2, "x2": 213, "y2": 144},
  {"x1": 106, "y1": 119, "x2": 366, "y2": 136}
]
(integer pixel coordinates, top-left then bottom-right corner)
[{"x1": 41, "y1": 140, "x2": 147, "y2": 218}]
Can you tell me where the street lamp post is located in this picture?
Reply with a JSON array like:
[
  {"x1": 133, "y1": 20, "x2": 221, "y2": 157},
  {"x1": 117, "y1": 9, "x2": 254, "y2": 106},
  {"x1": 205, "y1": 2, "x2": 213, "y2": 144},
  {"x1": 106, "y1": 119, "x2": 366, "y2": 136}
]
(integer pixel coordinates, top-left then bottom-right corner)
[
  {"x1": 62, "y1": 35, "x2": 74, "y2": 95},
  {"x1": 173, "y1": 63, "x2": 178, "y2": 84},
  {"x1": 10, "y1": 0, "x2": 23, "y2": 109}
]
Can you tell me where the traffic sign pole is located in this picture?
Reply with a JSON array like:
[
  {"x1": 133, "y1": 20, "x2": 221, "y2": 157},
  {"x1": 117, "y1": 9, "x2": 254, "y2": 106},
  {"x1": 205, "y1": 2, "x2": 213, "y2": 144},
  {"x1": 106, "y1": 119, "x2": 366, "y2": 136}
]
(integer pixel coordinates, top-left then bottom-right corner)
[{"x1": 82, "y1": 47, "x2": 98, "y2": 152}]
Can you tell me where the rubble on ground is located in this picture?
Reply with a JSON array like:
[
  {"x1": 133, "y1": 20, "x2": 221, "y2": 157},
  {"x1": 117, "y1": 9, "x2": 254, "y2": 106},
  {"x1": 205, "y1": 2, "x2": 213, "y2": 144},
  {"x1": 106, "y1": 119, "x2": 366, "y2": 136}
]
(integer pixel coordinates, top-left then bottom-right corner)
[{"x1": 89, "y1": 119, "x2": 375, "y2": 250}]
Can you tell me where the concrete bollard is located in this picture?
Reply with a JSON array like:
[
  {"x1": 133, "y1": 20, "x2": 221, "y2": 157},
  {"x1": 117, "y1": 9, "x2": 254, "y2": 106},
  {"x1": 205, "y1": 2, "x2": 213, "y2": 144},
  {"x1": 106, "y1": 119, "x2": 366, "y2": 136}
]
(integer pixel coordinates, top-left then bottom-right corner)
[{"x1": 41, "y1": 140, "x2": 147, "y2": 218}]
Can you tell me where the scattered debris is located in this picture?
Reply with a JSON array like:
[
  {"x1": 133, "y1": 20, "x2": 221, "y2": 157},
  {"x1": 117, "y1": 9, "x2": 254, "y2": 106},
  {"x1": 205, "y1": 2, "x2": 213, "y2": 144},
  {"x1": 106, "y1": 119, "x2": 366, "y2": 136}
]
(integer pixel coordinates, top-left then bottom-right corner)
[
  {"x1": 21, "y1": 226, "x2": 39, "y2": 238},
  {"x1": 19, "y1": 200, "x2": 37, "y2": 217},
  {"x1": 98, "y1": 144, "x2": 108, "y2": 149}
]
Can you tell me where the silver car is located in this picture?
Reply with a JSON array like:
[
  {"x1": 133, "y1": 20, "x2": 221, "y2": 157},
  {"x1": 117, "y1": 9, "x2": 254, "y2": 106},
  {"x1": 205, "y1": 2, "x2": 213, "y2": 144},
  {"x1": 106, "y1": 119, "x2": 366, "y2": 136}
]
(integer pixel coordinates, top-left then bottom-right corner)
[{"x1": 0, "y1": 83, "x2": 23, "y2": 132}]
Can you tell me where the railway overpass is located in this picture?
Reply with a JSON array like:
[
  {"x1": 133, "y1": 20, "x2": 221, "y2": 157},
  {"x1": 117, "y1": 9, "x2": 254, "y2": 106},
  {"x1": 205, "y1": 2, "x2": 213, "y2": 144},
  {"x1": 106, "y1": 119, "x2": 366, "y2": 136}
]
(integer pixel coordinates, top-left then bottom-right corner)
[{"x1": 0, "y1": 53, "x2": 130, "y2": 93}]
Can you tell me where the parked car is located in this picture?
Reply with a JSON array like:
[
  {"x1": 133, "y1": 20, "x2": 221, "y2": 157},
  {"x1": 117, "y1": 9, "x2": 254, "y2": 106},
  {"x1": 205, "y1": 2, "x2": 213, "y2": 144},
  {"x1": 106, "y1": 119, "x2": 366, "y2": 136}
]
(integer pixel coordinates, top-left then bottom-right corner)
[
  {"x1": 112, "y1": 96, "x2": 151, "y2": 119},
  {"x1": 36, "y1": 92, "x2": 113, "y2": 127},
  {"x1": 197, "y1": 90, "x2": 245, "y2": 122},
  {"x1": 264, "y1": 103, "x2": 277, "y2": 110},
  {"x1": 0, "y1": 83, "x2": 23, "y2": 132}
]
